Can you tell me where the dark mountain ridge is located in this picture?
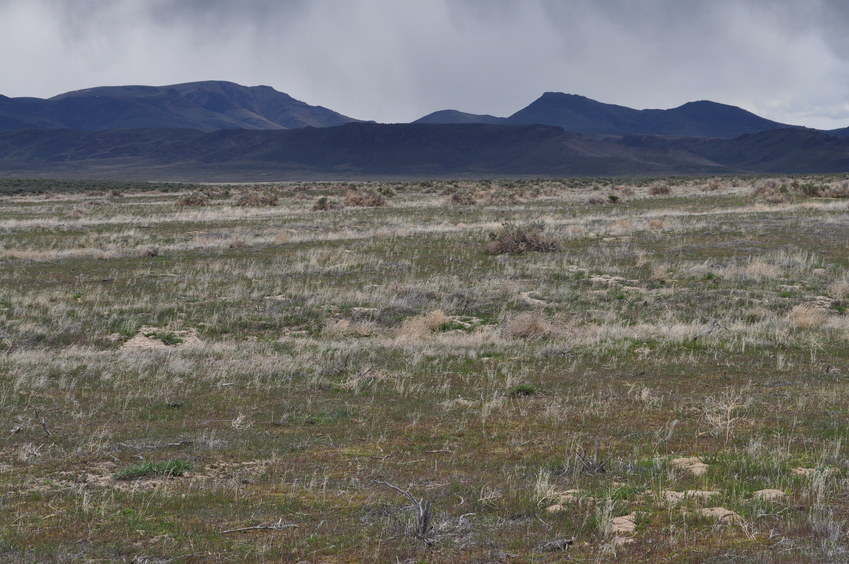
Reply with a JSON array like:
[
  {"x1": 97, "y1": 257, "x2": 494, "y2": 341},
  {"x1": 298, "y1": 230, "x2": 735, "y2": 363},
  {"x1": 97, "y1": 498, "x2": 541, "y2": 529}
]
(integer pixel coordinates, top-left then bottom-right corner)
[
  {"x1": 0, "y1": 81, "x2": 359, "y2": 131},
  {"x1": 416, "y1": 92, "x2": 796, "y2": 138}
]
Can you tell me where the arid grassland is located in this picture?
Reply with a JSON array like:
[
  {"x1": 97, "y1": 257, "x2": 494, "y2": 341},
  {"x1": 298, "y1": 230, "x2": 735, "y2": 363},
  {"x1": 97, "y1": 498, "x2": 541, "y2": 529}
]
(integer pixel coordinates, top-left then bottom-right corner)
[{"x1": 3, "y1": 176, "x2": 849, "y2": 562}]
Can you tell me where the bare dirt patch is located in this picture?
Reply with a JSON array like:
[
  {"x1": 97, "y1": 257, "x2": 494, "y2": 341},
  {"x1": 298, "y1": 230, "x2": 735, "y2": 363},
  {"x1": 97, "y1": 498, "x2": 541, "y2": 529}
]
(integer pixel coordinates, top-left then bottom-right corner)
[{"x1": 121, "y1": 326, "x2": 203, "y2": 350}]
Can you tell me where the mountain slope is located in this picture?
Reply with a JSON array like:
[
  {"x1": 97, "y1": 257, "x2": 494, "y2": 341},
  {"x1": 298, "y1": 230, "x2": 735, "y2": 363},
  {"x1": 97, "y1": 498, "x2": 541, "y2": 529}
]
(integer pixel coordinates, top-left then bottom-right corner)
[
  {"x1": 0, "y1": 81, "x2": 359, "y2": 131},
  {"x1": 0, "y1": 122, "x2": 732, "y2": 180},
  {"x1": 621, "y1": 129, "x2": 849, "y2": 173}
]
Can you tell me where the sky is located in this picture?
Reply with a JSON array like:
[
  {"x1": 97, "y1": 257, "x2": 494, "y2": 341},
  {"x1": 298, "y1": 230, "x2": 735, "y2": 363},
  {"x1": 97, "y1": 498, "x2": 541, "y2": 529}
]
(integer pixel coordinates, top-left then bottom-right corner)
[{"x1": 1, "y1": 0, "x2": 848, "y2": 129}]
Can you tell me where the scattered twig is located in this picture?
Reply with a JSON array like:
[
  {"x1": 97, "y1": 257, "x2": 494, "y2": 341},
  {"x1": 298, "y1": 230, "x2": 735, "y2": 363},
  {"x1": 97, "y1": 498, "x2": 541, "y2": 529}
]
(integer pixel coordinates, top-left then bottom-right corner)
[
  {"x1": 33, "y1": 407, "x2": 52, "y2": 437},
  {"x1": 221, "y1": 518, "x2": 298, "y2": 534},
  {"x1": 575, "y1": 439, "x2": 606, "y2": 475}
]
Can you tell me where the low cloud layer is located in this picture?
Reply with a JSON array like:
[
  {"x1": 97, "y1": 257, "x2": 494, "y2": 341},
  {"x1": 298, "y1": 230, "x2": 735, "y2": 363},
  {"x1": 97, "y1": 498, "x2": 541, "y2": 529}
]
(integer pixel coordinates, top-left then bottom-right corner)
[{"x1": 1, "y1": 0, "x2": 848, "y2": 128}]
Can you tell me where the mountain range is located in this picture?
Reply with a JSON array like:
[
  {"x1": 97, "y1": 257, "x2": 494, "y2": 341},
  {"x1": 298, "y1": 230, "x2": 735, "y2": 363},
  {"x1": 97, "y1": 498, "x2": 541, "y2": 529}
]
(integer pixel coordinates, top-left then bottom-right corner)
[
  {"x1": 0, "y1": 80, "x2": 847, "y2": 179},
  {"x1": 0, "y1": 81, "x2": 358, "y2": 131},
  {"x1": 415, "y1": 92, "x2": 800, "y2": 139}
]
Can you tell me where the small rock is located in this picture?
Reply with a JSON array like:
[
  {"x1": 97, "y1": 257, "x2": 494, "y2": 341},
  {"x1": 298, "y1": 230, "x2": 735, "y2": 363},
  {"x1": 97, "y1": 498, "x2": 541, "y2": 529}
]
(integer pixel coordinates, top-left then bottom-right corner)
[
  {"x1": 753, "y1": 489, "x2": 787, "y2": 502},
  {"x1": 518, "y1": 291, "x2": 548, "y2": 307},
  {"x1": 698, "y1": 507, "x2": 742, "y2": 524},
  {"x1": 537, "y1": 538, "x2": 573, "y2": 552},
  {"x1": 671, "y1": 456, "x2": 709, "y2": 476}
]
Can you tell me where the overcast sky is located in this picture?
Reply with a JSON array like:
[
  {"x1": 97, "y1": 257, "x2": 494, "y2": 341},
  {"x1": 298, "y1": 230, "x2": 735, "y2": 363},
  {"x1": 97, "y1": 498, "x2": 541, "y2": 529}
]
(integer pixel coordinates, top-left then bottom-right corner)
[{"x1": 1, "y1": 0, "x2": 848, "y2": 129}]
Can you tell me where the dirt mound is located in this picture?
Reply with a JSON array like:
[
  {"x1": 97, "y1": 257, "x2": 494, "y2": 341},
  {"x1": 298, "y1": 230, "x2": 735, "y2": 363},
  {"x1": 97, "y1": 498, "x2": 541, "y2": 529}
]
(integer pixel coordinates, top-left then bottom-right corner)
[{"x1": 671, "y1": 456, "x2": 709, "y2": 476}]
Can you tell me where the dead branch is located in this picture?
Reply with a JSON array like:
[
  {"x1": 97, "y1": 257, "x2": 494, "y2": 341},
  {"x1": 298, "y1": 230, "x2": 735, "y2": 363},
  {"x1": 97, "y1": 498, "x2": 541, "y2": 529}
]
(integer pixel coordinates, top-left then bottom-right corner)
[
  {"x1": 221, "y1": 518, "x2": 298, "y2": 534},
  {"x1": 33, "y1": 407, "x2": 52, "y2": 437},
  {"x1": 374, "y1": 480, "x2": 433, "y2": 539}
]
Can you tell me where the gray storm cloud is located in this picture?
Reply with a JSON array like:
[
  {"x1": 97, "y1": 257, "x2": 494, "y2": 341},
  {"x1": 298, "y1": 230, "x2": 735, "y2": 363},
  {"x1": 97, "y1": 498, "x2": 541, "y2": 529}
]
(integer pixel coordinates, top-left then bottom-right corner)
[{"x1": 0, "y1": 0, "x2": 847, "y2": 128}]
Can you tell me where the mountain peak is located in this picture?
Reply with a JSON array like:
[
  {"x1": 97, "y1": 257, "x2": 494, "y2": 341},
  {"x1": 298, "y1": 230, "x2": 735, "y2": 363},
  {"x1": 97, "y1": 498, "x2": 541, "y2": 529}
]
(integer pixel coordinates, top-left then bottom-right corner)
[{"x1": 502, "y1": 93, "x2": 792, "y2": 138}]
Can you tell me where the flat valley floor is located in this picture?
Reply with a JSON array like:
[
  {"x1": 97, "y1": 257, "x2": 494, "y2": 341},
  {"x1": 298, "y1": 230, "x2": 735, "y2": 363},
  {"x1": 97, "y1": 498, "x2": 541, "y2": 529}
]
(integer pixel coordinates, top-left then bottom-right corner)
[{"x1": 2, "y1": 176, "x2": 849, "y2": 562}]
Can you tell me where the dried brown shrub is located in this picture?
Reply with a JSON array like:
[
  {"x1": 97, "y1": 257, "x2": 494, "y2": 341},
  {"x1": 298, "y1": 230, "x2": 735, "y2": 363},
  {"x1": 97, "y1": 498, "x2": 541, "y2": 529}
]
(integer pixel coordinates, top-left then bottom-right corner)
[
  {"x1": 236, "y1": 191, "x2": 278, "y2": 207},
  {"x1": 449, "y1": 192, "x2": 477, "y2": 206},
  {"x1": 501, "y1": 312, "x2": 555, "y2": 340},
  {"x1": 649, "y1": 184, "x2": 671, "y2": 196},
  {"x1": 322, "y1": 319, "x2": 376, "y2": 338},
  {"x1": 397, "y1": 310, "x2": 449, "y2": 340},
  {"x1": 345, "y1": 189, "x2": 386, "y2": 207},
  {"x1": 486, "y1": 223, "x2": 560, "y2": 255},
  {"x1": 752, "y1": 178, "x2": 794, "y2": 203},
  {"x1": 787, "y1": 305, "x2": 828, "y2": 329},
  {"x1": 176, "y1": 192, "x2": 209, "y2": 207}
]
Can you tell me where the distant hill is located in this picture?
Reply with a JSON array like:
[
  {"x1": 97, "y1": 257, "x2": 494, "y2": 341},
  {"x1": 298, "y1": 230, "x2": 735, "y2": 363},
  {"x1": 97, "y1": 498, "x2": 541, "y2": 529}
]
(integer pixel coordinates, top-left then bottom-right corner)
[
  {"x1": 0, "y1": 81, "x2": 359, "y2": 130},
  {"x1": 2, "y1": 123, "x2": 848, "y2": 181},
  {"x1": 414, "y1": 110, "x2": 505, "y2": 125},
  {"x1": 622, "y1": 128, "x2": 849, "y2": 173},
  {"x1": 415, "y1": 92, "x2": 795, "y2": 138}
]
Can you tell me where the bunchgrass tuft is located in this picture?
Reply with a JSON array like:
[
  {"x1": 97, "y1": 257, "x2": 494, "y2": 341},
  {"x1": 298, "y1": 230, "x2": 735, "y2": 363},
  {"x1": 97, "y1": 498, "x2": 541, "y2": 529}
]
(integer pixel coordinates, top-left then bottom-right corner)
[{"x1": 114, "y1": 459, "x2": 193, "y2": 481}]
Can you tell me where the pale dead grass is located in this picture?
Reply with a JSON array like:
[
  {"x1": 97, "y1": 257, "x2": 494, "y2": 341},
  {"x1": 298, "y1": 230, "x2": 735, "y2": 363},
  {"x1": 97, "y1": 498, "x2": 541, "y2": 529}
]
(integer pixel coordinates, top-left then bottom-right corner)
[
  {"x1": 322, "y1": 319, "x2": 377, "y2": 338},
  {"x1": 396, "y1": 309, "x2": 450, "y2": 341},
  {"x1": 787, "y1": 305, "x2": 829, "y2": 329},
  {"x1": 501, "y1": 312, "x2": 556, "y2": 340}
]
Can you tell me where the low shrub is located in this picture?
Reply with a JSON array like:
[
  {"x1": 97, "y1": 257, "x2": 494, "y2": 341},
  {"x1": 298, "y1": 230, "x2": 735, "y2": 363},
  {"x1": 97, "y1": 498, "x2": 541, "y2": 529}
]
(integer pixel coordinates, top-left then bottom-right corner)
[
  {"x1": 449, "y1": 192, "x2": 477, "y2": 206},
  {"x1": 509, "y1": 383, "x2": 537, "y2": 397},
  {"x1": 313, "y1": 196, "x2": 342, "y2": 211},
  {"x1": 236, "y1": 191, "x2": 278, "y2": 207},
  {"x1": 345, "y1": 189, "x2": 386, "y2": 207},
  {"x1": 486, "y1": 222, "x2": 560, "y2": 255},
  {"x1": 176, "y1": 192, "x2": 209, "y2": 206}
]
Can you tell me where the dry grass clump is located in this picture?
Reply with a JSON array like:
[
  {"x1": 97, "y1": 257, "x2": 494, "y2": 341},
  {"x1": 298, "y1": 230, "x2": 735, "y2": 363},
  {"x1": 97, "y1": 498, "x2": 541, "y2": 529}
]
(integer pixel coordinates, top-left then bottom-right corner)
[
  {"x1": 700, "y1": 179, "x2": 725, "y2": 192},
  {"x1": 501, "y1": 312, "x2": 555, "y2": 340},
  {"x1": 176, "y1": 192, "x2": 209, "y2": 206},
  {"x1": 322, "y1": 318, "x2": 376, "y2": 338},
  {"x1": 397, "y1": 309, "x2": 449, "y2": 340},
  {"x1": 480, "y1": 191, "x2": 523, "y2": 205},
  {"x1": 827, "y1": 278, "x2": 849, "y2": 301},
  {"x1": 345, "y1": 189, "x2": 386, "y2": 207},
  {"x1": 787, "y1": 305, "x2": 829, "y2": 329},
  {"x1": 486, "y1": 222, "x2": 560, "y2": 255},
  {"x1": 649, "y1": 184, "x2": 672, "y2": 196},
  {"x1": 236, "y1": 191, "x2": 278, "y2": 207},
  {"x1": 448, "y1": 192, "x2": 477, "y2": 206},
  {"x1": 730, "y1": 259, "x2": 783, "y2": 280},
  {"x1": 649, "y1": 219, "x2": 665, "y2": 230},
  {"x1": 744, "y1": 306, "x2": 772, "y2": 322}
]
